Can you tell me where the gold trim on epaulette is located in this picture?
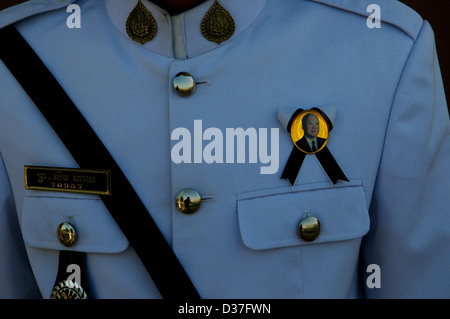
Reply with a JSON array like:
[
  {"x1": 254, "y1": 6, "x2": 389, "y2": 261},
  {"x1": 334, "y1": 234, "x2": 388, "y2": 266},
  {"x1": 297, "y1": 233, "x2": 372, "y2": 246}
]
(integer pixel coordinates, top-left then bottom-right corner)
[
  {"x1": 201, "y1": 0, "x2": 235, "y2": 44},
  {"x1": 126, "y1": 0, "x2": 157, "y2": 44}
]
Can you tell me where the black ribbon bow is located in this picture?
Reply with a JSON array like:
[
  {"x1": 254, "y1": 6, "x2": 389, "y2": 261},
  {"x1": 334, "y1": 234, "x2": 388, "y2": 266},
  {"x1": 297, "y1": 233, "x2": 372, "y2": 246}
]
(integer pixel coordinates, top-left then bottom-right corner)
[{"x1": 281, "y1": 107, "x2": 349, "y2": 186}]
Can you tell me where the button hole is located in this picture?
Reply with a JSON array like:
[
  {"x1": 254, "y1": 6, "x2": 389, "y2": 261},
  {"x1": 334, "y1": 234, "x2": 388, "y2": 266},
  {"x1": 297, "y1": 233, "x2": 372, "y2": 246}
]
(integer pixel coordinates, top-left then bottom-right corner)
[
  {"x1": 201, "y1": 196, "x2": 215, "y2": 202},
  {"x1": 195, "y1": 80, "x2": 210, "y2": 86}
]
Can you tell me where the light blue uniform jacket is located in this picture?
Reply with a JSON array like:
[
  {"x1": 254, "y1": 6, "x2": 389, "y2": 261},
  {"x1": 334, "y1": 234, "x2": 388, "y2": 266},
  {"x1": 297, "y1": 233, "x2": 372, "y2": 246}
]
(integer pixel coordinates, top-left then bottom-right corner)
[{"x1": 0, "y1": 0, "x2": 449, "y2": 298}]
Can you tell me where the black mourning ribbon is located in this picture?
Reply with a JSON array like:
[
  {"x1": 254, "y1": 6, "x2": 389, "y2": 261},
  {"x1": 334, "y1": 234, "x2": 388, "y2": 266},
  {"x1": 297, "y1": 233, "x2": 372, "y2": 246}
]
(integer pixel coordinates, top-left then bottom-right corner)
[{"x1": 281, "y1": 107, "x2": 349, "y2": 187}]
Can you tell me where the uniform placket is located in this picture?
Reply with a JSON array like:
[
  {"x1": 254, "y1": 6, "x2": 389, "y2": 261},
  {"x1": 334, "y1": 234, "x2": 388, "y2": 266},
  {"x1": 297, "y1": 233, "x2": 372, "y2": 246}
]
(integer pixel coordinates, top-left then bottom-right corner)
[{"x1": 167, "y1": 13, "x2": 211, "y2": 275}]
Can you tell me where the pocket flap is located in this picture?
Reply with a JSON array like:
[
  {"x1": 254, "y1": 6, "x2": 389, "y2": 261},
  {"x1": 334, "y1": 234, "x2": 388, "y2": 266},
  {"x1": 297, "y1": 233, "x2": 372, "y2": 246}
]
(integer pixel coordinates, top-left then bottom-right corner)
[
  {"x1": 237, "y1": 181, "x2": 370, "y2": 250},
  {"x1": 21, "y1": 191, "x2": 129, "y2": 253}
]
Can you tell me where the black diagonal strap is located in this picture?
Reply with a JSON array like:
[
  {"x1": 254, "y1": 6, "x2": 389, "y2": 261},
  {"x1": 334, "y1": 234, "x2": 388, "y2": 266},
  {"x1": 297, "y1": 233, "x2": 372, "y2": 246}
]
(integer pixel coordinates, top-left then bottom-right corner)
[{"x1": 0, "y1": 25, "x2": 200, "y2": 299}]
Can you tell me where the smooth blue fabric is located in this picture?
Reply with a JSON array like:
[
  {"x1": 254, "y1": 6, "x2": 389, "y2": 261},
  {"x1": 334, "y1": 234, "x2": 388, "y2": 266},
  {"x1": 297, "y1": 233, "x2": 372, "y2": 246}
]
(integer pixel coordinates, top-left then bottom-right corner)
[{"x1": 0, "y1": 0, "x2": 448, "y2": 298}]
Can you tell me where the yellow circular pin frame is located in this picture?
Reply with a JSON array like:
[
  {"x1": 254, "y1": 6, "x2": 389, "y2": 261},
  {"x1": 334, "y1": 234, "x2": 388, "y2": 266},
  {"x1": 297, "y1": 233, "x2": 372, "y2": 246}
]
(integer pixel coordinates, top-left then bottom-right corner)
[{"x1": 290, "y1": 109, "x2": 329, "y2": 154}]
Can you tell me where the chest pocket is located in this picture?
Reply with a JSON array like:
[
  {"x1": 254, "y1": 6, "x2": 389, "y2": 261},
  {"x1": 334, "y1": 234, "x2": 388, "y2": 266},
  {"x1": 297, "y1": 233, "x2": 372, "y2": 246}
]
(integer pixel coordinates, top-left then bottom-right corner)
[
  {"x1": 21, "y1": 190, "x2": 129, "y2": 253},
  {"x1": 237, "y1": 180, "x2": 370, "y2": 250}
]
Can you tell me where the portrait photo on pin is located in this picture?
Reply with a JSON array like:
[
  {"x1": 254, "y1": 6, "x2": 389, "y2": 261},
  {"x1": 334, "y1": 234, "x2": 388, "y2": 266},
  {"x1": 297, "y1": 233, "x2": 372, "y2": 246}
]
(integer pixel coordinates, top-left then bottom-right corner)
[{"x1": 290, "y1": 110, "x2": 329, "y2": 154}]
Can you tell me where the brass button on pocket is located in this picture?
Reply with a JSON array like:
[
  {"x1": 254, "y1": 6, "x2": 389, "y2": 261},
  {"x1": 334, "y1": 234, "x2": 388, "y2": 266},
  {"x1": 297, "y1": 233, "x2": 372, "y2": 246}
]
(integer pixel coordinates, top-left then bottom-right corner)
[
  {"x1": 176, "y1": 189, "x2": 201, "y2": 214},
  {"x1": 57, "y1": 222, "x2": 77, "y2": 247},
  {"x1": 298, "y1": 216, "x2": 320, "y2": 242}
]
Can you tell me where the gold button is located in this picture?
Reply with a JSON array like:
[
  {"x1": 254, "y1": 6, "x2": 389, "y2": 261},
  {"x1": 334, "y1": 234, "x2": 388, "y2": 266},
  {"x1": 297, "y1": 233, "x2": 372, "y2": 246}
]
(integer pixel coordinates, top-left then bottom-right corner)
[
  {"x1": 173, "y1": 72, "x2": 196, "y2": 96},
  {"x1": 298, "y1": 216, "x2": 320, "y2": 242},
  {"x1": 176, "y1": 189, "x2": 201, "y2": 214},
  {"x1": 57, "y1": 222, "x2": 77, "y2": 247}
]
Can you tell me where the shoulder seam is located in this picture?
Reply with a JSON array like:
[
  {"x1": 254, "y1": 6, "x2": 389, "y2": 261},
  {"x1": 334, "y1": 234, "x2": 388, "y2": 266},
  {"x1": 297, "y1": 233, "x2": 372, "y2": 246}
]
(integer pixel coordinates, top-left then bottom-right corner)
[
  {"x1": 309, "y1": 0, "x2": 423, "y2": 41},
  {"x1": 0, "y1": 0, "x2": 75, "y2": 29},
  {"x1": 0, "y1": 0, "x2": 29, "y2": 12}
]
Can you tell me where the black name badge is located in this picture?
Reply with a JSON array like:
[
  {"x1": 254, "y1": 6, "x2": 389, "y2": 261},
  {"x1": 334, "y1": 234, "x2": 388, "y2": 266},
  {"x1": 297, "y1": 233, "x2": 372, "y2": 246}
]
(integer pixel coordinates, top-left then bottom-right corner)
[{"x1": 24, "y1": 166, "x2": 111, "y2": 196}]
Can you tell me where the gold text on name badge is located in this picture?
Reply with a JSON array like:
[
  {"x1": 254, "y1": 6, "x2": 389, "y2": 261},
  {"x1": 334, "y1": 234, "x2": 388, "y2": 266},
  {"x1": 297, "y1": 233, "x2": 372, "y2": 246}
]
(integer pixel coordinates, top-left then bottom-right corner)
[{"x1": 24, "y1": 166, "x2": 111, "y2": 196}]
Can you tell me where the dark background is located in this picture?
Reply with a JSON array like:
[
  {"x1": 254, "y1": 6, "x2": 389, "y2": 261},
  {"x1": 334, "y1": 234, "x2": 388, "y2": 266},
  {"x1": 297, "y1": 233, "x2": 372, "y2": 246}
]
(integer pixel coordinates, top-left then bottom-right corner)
[{"x1": 401, "y1": 0, "x2": 449, "y2": 111}]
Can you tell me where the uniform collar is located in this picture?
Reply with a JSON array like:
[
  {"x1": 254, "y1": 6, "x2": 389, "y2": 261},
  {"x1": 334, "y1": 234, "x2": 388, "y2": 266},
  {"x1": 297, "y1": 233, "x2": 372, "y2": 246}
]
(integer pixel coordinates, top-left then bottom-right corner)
[{"x1": 106, "y1": 0, "x2": 266, "y2": 59}]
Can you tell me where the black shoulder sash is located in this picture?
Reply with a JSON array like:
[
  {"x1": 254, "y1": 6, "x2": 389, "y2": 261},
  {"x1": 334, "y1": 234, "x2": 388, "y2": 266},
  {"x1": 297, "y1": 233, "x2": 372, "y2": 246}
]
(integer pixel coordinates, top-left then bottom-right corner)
[{"x1": 0, "y1": 25, "x2": 200, "y2": 299}]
